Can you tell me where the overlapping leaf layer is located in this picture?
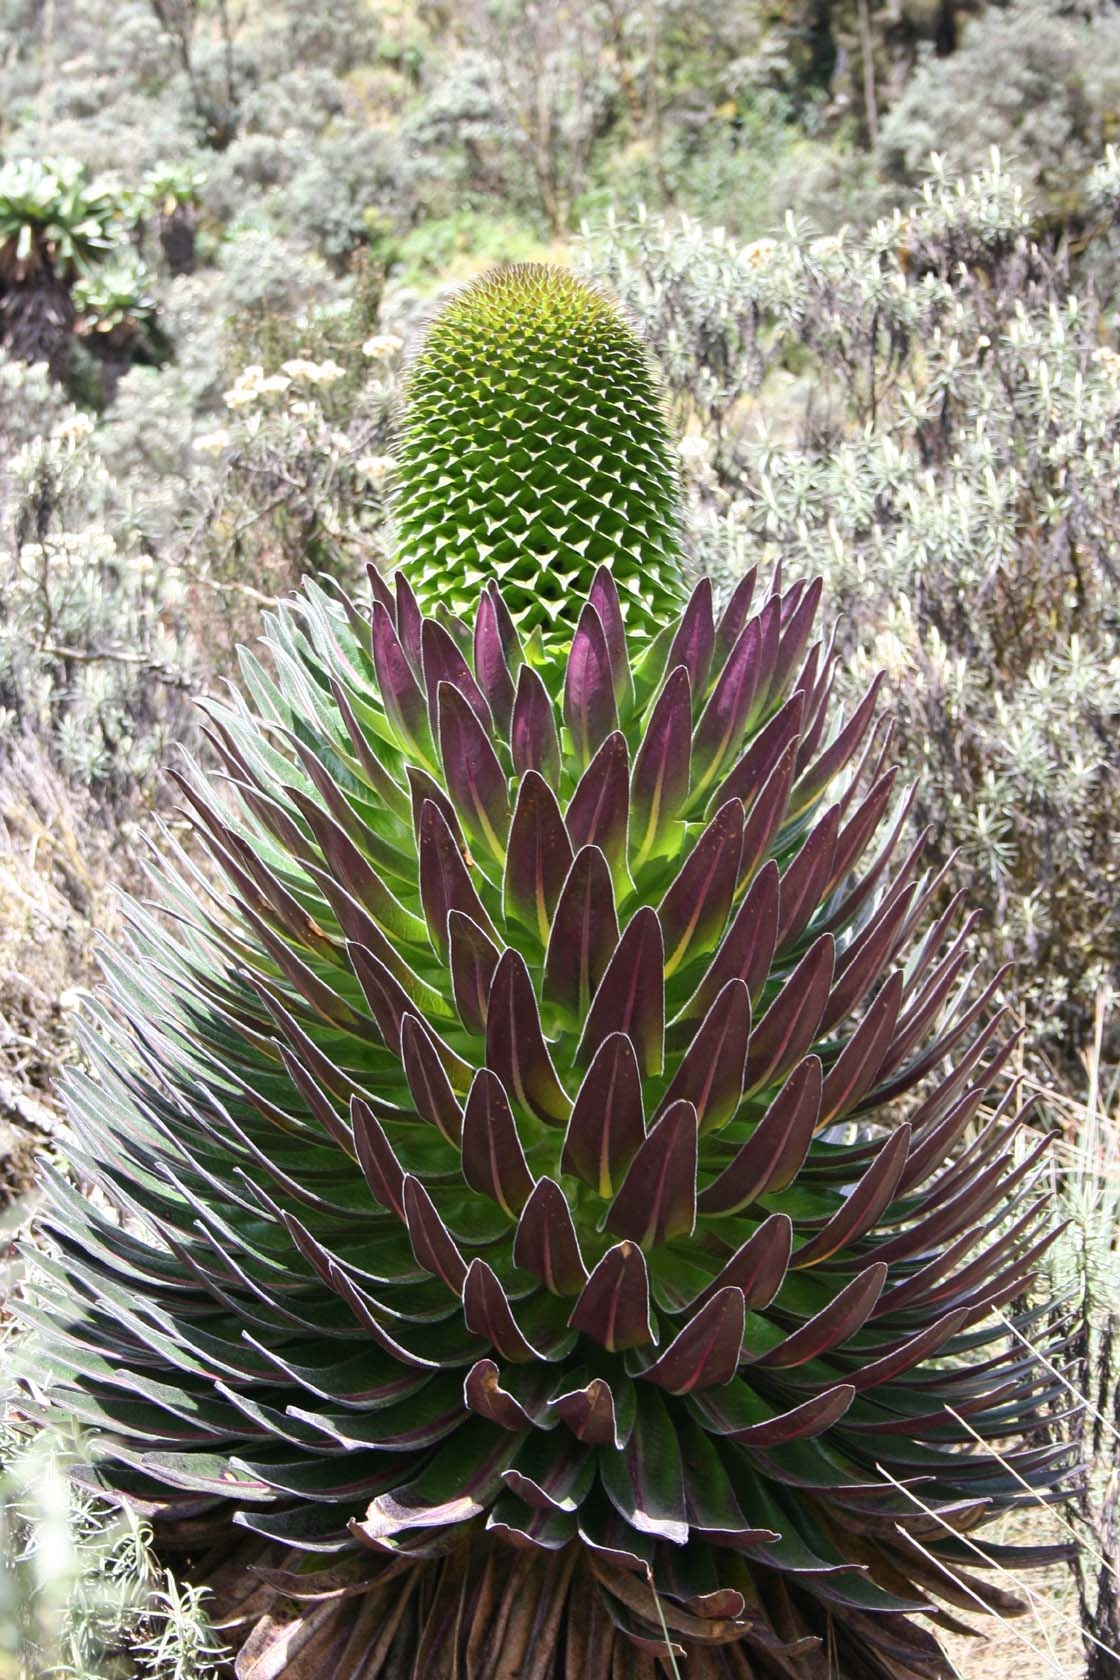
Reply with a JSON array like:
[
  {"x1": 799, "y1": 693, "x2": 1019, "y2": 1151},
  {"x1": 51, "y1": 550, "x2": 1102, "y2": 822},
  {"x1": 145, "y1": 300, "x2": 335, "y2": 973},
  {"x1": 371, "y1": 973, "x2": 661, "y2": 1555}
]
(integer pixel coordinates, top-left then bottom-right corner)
[
  {"x1": 27, "y1": 564, "x2": 1071, "y2": 1678},
  {"x1": 25, "y1": 267, "x2": 1072, "y2": 1679},
  {"x1": 393, "y1": 264, "x2": 686, "y2": 647}
]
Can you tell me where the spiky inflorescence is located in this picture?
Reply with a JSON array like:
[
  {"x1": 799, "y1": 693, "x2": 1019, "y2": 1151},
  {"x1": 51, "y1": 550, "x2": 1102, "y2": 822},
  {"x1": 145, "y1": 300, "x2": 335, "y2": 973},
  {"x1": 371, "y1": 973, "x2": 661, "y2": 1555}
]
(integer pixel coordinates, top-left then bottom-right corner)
[
  {"x1": 392, "y1": 264, "x2": 686, "y2": 651},
  {"x1": 22, "y1": 271, "x2": 1074, "y2": 1680}
]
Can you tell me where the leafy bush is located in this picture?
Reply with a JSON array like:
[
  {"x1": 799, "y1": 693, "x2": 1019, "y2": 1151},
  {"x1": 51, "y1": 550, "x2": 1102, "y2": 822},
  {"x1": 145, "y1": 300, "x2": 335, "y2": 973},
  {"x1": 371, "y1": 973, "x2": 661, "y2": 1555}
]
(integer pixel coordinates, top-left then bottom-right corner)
[
  {"x1": 879, "y1": 0, "x2": 1120, "y2": 223},
  {"x1": 0, "y1": 424, "x2": 195, "y2": 799},
  {"x1": 0, "y1": 1412, "x2": 226, "y2": 1678},
  {"x1": 584, "y1": 152, "x2": 1120, "y2": 1070}
]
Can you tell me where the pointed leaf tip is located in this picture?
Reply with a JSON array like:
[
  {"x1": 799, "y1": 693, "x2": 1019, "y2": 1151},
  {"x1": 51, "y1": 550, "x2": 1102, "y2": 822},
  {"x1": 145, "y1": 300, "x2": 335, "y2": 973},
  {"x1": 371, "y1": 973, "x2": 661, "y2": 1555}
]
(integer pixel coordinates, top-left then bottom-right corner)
[
  {"x1": 630, "y1": 665, "x2": 692, "y2": 867},
  {"x1": 577, "y1": 906, "x2": 664, "y2": 1077},
  {"x1": 486, "y1": 948, "x2": 571, "y2": 1124},
  {"x1": 511, "y1": 664, "x2": 562, "y2": 786},
  {"x1": 437, "y1": 681, "x2": 510, "y2": 866},
  {"x1": 565, "y1": 730, "x2": 630, "y2": 884},
  {"x1": 562, "y1": 1031, "x2": 645, "y2": 1198},
  {"x1": 503, "y1": 771, "x2": 574, "y2": 948},
  {"x1": 513, "y1": 1178, "x2": 588, "y2": 1295},
  {"x1": 606, "y1": 1099, "x2": 698, "y2": 1248},
  {"x1": 569, "y1": 1241, "x2": 653, "y2": 1352},
  {"x1": 641, "y1": 1287, "x2": 745, "y2": 1394},
  {"x1": 564, "y1": 602, "x2": 618, "y2": 767},
  {"x1": 461, "y1": 1068, "x2": 534, "y2": 1218},
  {"x1": 543, "y1": 845, "x2": 619, "y2": 1019}
]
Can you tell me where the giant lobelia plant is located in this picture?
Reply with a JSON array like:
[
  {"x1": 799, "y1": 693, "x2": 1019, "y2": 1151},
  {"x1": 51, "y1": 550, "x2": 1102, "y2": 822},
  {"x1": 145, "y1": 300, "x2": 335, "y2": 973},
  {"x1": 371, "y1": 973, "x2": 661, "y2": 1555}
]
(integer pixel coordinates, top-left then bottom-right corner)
[{"x1": 22, "y1": 267, "x2": 1075, "y2": 1679}]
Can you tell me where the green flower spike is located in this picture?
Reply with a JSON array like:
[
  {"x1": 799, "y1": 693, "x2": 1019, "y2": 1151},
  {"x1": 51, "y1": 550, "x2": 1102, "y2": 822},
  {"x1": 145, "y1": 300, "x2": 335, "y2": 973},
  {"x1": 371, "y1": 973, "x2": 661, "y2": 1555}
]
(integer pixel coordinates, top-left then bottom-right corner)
[{"x1": 393, "y1": 263, "x2": 687, "y2": 652}]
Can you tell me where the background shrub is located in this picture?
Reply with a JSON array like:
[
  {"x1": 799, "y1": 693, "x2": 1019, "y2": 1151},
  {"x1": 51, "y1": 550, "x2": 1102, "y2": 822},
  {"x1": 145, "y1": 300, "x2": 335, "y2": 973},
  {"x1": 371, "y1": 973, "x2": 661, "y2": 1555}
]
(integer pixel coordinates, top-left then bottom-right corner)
[{"x1": 584, "y1": 153, "x2": 1120, "y2": 1072}]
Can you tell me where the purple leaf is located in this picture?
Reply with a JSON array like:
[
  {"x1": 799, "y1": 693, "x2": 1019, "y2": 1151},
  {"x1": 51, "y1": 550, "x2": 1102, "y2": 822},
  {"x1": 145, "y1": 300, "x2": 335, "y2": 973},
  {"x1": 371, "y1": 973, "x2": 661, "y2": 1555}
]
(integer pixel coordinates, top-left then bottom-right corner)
[
  {"x1": 629, "y1": 666, "x2": 692, "y2": 868},
  {"x1": 568, "y1": 1241, "x2": 653, "y2": 1351},
  {"x1": 743, "y1": 933, "x2": 834, "y2": 1093},
  {"x1": 486, "y1": 949, "x2": 571, "y2": 1124},
  {"x1": 765, "y1": 576, "x2": 822, "y2": 711},
  {"x1": 402, "y1": 1176, "x2": 467, "y2": 1293},
  {"x1": 719, "y1": 689, "x2": 806, "y2": 810},
  {"x1": 549, "y1": 1376, "x2": 626, "y2": 1446},
  {"x1": 691, "y1": 617, "x2": 766, "y2": 799},
  {"x1": 847, "y1": 1308, "x2": 969, "y2": 1392},
  {"x1": 792, "y1": 1125, "x2": 911, "y2": 1267},
  {"x1": 543, "y1": 845, "x2": 619, "y2": 1018},
  {"x1": 606, "y1": 1099, "x2": 698, "y2": 1247},
  {"x1": 350, "y1": 1097, "x2": 405, "y2": 1218},
  {"x1": 510, "y1": 665, "x2": 562, "y2": 786},
  {"x1": 561, "y1": 1032, "x2": 645, "y2": 1197},
  {"x1": 658, "y1": 798, "x2": 743, "y2": 978},
  {"x1": 401, "y1": 1014, "x2": 464, "y2": 1141},
  {"x1": 656, "y1": 978, "x2": 750, "y2": 1135},
  {"x1": 418, "y1": 798, "x2": 496, "y2": 959},
  {"x1": 737, "y1": 741, "x2": 799, "y2": 890},
  {"x1": 437, "y1": 682, "x2": 510, "y2": 866},
  {"x1": 818, "y1": 971, "x2": 904, "y2": 1125},
  {"x1": 672, "y1": 859, "x2": 779, "y2": 1039},
  {"x1": 394, "y1": 571, "x2": 424, "y2": 672},
  {"x1": 775, "y1": 806, "x2": 840, "y2": 951},
  {"x1": 589, "y1": 565, "x2": 632, "y2": 705},
  {"x1": 795, "y1": 673, "x2": 884, "y2": 806},
  {"x1": 513, "y1": 1178, "x2": 588, "y2": 1294},
  {"x1": 691, "y1": 1381, "x2": 854, "y2": 1446},
  {"x1": 349, "y1": 941, "x2": 416, "y2": 1057},
  {"x1": 576, "y1": 906, "x2": 664, "y2": 1077},
  {"x1": 565, "y1": 731, "x2": 630, "y2": 884},
  {"x1": 463, "y1": 1259, "x2": 536, "y2": 1361},
  {"x1": 640, "y1": 1287, "x2": 745, "y2": 1394},
  {"x1": 406, "y1": 764, "x2": 462, "y2": 846},
  {"x1": 564, "y1": 602, "x2": 618, "y2": 767},
  {"x1": 688, "y1": 1214, "x2": 793, "y2": 1312},
  {"x1": 713, "y1": 567, "x2": 757, "y2": 666},
  {"x1": 824, "y1": 769, "x2": 899, "y2": 900},
  {"x1": 365, "y1": 560, "x2": 396, "y2": 624},
  {"x1": 818, "y1": 785, "x2": 921, "y2": 943},
  {"x1": 447, "y1": 910, "x2": 501, "y2": 1037},
  {"x1": 473, "y1": 588, "x2": 517, "y2": 731},
  {"x1": 821, "y1": 880, "x2": 916, "y2": 1032},
  {"x1": 698, "y1": 1057, "x2": 822, "y2": 1214},
  {"x1": 370, "y1": 602, "x2": 432, "y2": 761},
  {"x1": 667, "y1": 577, "x2": 715, "y2": 701},
  {"x1": 287, "y1": 788, "x2": 426, "y2": 946},
  {"x1": 464, "y1": 1360, "x2": 537, "y2": 1431},
  {"x1": 503, "y1": 771, "x2": 574, "y2": 947},
  {"x1": 749, "y1": 1262, "x2": 887, "y2": 1369},
  {"x1": 421, "y1": 617, "x2": 492, "y2": 740},
  {"x1": 460, "y1": 1068, "x2": 534, "y2": 1217}
]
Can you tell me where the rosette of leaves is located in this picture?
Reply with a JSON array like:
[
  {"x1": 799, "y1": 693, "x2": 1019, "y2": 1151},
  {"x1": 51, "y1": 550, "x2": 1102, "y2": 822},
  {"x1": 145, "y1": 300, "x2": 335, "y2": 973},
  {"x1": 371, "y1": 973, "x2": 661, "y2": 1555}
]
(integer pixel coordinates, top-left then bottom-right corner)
[
  {"x1": 23, "y1": 268, "x2": 1074, "y2": 1680},
  {"x1": 72, "y1": 260, "x2": 160, "y2": 358},
  {"x1": 0, "y1": 157, "x2": 119, "y2": 367}
]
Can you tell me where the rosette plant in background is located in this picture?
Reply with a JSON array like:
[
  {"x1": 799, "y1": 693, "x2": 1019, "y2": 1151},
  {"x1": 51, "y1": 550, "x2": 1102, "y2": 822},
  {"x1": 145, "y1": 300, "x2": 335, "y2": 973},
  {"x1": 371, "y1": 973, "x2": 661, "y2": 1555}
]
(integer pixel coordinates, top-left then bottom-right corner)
[{"x1": 21, "y1": 267, "x2": 1076, "y2": 1679}]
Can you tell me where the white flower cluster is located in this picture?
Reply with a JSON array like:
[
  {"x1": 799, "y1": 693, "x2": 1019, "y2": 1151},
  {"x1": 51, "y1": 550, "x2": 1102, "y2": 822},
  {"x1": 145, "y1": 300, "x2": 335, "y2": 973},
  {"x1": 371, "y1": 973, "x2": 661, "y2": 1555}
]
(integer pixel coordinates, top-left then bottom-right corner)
[
  {"x1": 223, "y1": 365, "x2": 292, "y2": 409},
  {"x1": 361, "y1": 333, "x2": 404, "y2": 362}
]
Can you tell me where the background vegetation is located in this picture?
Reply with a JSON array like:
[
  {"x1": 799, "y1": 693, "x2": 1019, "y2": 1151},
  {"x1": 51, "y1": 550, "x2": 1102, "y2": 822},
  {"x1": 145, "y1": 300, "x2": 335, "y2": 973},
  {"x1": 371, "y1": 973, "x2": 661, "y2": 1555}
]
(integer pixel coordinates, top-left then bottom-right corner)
[{"x1": 0, "y1": 1, "x2": 1116, "y2": 1676}]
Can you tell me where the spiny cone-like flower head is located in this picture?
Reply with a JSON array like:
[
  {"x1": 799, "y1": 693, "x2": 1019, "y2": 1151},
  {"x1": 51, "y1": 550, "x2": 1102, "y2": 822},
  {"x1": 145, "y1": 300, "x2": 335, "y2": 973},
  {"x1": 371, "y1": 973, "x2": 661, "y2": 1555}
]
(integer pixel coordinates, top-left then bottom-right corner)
[
  {"x1": 24, "y1": 269, "x2": 1073, "y2": 1680},
  {"x1": 393, "y1": 264, "x2": 686, "y2": 652}
]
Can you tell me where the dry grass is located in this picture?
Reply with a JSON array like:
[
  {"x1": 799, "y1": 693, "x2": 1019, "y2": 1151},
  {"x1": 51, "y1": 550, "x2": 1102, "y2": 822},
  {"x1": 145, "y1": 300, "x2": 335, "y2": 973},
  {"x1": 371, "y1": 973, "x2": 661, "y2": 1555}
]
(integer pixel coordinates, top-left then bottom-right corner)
[
  {"x1": 0, "y1": 740, "x2": 135, "y2": 1109},
  {"x1": 938, "y1": 1533, "x2": 1087, "y2": 1679}
]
